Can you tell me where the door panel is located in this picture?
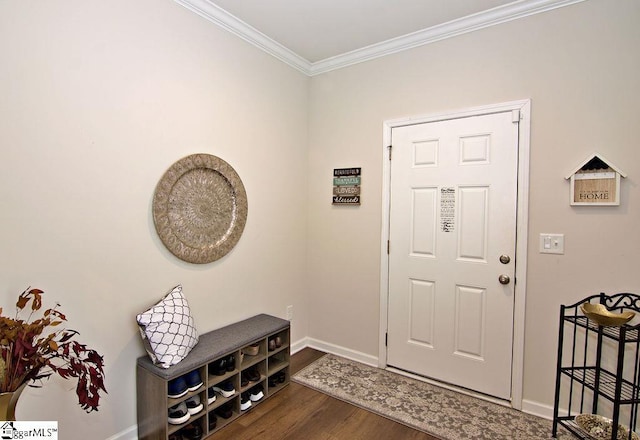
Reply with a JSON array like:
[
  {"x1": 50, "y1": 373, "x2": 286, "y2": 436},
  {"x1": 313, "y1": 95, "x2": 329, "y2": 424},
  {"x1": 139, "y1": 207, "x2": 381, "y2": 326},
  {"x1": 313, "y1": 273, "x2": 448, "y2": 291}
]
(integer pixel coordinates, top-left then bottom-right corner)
[
  {"x1": 409, "y1": 279, "x2": 435, "y2": 346},
  {"x1": 454, "y1": 284, "x2": 485, "y2": 359},
  {"x1": 411, "y1": 188, "x2": 437, "y2": 256},
  {"x1": 387, "y1": 111, "x2": 518, "y2": 400},
  {"x1": 458, "y1": 186, "x2": 489, "y2": 261}
]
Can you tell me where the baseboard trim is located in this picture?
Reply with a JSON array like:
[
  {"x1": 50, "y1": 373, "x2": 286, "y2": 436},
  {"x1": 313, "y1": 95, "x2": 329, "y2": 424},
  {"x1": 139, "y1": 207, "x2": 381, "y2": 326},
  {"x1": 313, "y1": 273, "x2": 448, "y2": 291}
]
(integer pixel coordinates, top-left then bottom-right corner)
[
  {"x1": 297, "y1": 337, "x2": 378, "y2": 367},
  {"x1": 521, "y1": 399, "x2": 554, "y2": 420},
  {"x1": 104, "y1": 424, "x2": 137, "y2": 440},
  {"x1": 290, "y1": 336, "x2": 308, "y2": 356}
]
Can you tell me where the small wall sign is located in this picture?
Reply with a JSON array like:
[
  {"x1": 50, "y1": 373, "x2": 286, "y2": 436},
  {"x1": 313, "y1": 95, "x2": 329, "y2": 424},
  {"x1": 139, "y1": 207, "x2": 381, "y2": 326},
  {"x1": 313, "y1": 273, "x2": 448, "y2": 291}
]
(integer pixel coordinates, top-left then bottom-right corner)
[
  {"x1": 440, "y1": 187, "x2": 455, "y2": 232},
  {"x1": 565, "y1": 153, "x2": 627, "y2": 206},
  {"x1": 333, "y1": 167, "x2": 361, "y2": 205}
]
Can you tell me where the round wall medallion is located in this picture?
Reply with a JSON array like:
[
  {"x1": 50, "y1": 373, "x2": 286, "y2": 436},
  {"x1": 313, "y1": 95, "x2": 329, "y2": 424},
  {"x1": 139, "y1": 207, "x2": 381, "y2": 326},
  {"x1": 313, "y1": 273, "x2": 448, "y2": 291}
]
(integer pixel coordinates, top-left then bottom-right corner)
[{"x1": 153, "y1": 154, "x2": 248, "y2": 264}]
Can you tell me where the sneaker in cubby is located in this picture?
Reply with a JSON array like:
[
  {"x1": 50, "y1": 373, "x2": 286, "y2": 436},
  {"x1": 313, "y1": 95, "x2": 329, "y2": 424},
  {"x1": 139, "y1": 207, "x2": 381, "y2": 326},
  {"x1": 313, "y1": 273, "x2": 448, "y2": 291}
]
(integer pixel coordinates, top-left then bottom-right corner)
[
  {"x1": 168, "y1": 401, "x2": 190, "y2": 425},
  {"x1": 185, "y1": 394, "x2": 203, "y2": 415},
  {"x1": 212, "y1": 380, "x2": 235, "y2": 398}
]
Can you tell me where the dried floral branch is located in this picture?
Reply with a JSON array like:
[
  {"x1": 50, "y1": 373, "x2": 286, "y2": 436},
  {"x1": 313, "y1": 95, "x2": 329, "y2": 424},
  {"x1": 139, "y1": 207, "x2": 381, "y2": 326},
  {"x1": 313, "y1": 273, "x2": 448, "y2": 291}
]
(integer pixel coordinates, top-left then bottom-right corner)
[{"x1": 0, "y1": 287, "x2": 107, "y2": 412}]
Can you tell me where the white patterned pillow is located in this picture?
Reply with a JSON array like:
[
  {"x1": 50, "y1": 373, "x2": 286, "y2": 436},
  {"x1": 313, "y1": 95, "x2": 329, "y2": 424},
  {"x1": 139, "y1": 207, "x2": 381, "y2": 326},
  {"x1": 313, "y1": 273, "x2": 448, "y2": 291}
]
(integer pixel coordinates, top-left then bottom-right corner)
[{"x1": 136, "y1": 285, "x2": 199, "y2": 368}]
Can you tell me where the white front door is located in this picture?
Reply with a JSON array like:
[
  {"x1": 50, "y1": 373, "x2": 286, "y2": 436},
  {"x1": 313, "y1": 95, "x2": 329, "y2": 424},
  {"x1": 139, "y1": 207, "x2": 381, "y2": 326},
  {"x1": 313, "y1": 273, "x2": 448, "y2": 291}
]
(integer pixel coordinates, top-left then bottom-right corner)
[{"x1": 386, "y1": 110, "x2": 519, "y2": 400}]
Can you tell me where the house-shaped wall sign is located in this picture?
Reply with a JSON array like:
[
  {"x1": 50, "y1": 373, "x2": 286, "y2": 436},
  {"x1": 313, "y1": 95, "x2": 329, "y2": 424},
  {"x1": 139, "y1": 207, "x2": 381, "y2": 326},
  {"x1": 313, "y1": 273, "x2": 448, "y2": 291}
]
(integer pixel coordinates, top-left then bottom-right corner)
[{"x1": 565, "y1": 153, "x2": 627, "y2": 206}]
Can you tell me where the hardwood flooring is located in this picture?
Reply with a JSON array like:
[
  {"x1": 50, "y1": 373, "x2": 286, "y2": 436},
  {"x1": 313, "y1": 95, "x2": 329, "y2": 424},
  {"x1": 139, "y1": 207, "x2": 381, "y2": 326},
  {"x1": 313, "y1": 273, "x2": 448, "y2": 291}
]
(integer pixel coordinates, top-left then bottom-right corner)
[{"x1": 208, "y1": 348, "x2": 438, "y2": 440}]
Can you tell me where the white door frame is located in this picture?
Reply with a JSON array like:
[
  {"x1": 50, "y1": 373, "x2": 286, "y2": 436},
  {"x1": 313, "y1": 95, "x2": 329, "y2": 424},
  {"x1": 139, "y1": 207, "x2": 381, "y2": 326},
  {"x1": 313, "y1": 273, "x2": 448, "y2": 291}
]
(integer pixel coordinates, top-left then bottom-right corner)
[{"x1": 378, "y1": 99, "x2": 531, "y2": 409}]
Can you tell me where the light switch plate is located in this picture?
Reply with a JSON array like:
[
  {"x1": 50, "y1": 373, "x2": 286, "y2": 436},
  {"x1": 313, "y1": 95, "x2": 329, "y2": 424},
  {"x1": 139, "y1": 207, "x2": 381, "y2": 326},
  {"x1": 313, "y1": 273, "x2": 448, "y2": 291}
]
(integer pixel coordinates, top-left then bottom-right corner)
[{"x1": 540, "y1": 233, "x2": 564, "y2": 254}]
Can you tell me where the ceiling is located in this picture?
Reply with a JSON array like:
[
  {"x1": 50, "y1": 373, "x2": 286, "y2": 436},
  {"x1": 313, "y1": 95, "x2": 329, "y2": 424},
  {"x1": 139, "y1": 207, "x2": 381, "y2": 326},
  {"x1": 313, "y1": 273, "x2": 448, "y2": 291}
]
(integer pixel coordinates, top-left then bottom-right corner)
[
  {"x1": 174, "y1": 0, "x2": 585, "y2": 75},
  {"x1": 206, "y1": 0, "x2": 514, "y2": 63}
]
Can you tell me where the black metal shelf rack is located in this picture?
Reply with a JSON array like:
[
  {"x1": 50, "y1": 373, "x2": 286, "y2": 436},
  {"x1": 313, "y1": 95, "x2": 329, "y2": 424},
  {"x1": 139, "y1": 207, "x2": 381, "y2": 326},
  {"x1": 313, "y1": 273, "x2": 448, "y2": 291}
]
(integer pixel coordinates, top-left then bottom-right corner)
[{"x1": 553, "y1": 292, "x2": 640, "y2": 440}]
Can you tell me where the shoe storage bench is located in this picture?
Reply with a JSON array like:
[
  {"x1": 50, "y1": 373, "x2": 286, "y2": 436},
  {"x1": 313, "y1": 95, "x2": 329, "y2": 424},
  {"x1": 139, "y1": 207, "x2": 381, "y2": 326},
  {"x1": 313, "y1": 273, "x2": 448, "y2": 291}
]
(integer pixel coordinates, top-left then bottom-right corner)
[{"x1": 137, "y1": 314, "x2": 290, "y2": 440}]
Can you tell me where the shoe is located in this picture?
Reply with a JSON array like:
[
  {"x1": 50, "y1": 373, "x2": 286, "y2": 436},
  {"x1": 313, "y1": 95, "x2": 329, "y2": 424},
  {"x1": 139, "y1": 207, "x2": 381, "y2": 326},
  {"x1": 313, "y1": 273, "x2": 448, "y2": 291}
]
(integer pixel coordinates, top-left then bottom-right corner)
[
  {"x1": 226, "y1": 354, "x2": 235, "y2": 372},
  {"x1": 275, "y1": 336, "x2": 282, "y2": 348},
  {"x1": 215, "y1": 402, "x2": 233, "y2": 419},
  {"x1": 184, "y1": 370, "x2": 203, "y2": 392},
  {"x1": 268, "y1": 339, "x2": 276, "y2": 351},
  {"x1": 244, "y1": 368, "x2": 260, "y2": 383},
  {"x1": 180, "y1": 423, "x2": 203, "y2": 440},
  {"x1": 210, "y1": 358, "x2": 227, "y2": 376},
  {"x1": 240, "y1": 374, "x2": 249, "y2": 387},
  {"x1": 168, "y1": 376, "x2": 189, "y2": 399},
  {"x1": 268, "y1": 376, "x2": 277, "y2": 388},
  {"x1": 240, "y1": 392, "x2": 252, "y2": 411},
  {"x1": 185, "y1": 395, "x2": 203, "y2": 415},
  {"x1": 212, "y1": 381, "x2": 235, "y2": 398},
  {"x1": 208, "y1": 413, "x2": 217, "y2": 431},
  {"x1": 169, "y1": 434, "x2": 181, "y2": 440},
  {"x1": 207, "y1": 387, "x2": 217, "y2": 405},
  {"x1": 243, "y1": 343, "x2": 260, "y2": 356},
  {"x1": 277, "y1": 371, "x2": 286, "y2": 383},
  {"x1": 249, "y1": 385, "x2": 264, "y2": 402},
  {"x1": 168, "y1": 401, "x2": 190, "y2": 425}
]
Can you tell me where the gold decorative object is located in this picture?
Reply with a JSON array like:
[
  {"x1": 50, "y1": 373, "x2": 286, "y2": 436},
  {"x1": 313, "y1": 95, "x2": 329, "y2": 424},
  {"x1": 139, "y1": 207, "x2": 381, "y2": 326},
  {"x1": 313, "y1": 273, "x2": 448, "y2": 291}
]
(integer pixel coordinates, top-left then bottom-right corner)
[
  {"x1": 0, "y1": 384, "x2": 26, "y2": 421},
  {"x1": 153, "y1": 154, "x2": 248, "y2": 264},
  {"x1": 580, "y1": 303, "x2": 635, "y2": 327},
  {"x1": 575, "y1": 413, "x2": 639, "y2": 440}
]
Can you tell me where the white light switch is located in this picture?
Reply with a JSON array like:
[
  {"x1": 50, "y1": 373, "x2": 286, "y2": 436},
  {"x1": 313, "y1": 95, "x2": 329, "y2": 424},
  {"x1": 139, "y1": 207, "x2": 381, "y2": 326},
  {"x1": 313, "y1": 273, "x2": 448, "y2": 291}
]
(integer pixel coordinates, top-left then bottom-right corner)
[{"x1": 540, "y1": 233, "x2": 564, "y2": 254}]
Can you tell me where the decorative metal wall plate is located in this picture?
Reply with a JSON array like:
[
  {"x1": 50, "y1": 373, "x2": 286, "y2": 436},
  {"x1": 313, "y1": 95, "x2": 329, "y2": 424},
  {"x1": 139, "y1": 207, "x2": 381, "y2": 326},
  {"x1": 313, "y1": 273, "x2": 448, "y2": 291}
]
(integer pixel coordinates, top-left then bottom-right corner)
[{"x1": 153, "y1": 154, "x2": 248, "y2": 264}]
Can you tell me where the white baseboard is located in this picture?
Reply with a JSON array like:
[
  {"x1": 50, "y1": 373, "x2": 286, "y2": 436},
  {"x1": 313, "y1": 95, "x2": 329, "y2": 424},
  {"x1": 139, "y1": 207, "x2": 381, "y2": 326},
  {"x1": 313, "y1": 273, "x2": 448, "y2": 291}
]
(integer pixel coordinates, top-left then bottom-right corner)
[
  {"x1": 521, "y1": 399, "x2": 555, "y2": 420},
  {"x1": 290, "y1": 336, "x2": 308, "y2": 356},
  {"x1": 104, "y1": 424, "x2": 137, "y2": 440},
  {"x1": 300, "y1": 337, "x2": 378, "y2": 367}
]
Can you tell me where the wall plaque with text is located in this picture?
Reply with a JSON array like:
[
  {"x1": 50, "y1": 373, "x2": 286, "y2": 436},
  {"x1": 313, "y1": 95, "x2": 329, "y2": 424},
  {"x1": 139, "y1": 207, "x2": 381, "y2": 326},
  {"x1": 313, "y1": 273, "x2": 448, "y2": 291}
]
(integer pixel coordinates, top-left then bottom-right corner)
[
  {"x1": 333, "y1": 168, "x2": 361, "y2": 205},
  {"x1": 566, "y1": 154, "x2": 626, "y2": 206}
]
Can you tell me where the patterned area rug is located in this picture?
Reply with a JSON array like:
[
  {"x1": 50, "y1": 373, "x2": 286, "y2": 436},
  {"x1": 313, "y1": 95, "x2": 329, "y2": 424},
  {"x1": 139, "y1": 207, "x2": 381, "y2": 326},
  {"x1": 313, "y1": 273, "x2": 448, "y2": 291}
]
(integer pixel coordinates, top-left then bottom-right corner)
[{"x1": 293, "y1": 354, "x2": 573, "y2": 440}]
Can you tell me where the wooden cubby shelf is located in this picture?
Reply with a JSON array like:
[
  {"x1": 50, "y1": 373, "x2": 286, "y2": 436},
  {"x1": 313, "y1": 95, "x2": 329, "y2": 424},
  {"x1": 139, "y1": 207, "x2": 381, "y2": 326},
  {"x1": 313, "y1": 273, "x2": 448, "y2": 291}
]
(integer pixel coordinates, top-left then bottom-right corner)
[{"x1": 137, "y1": 314, "x2": 290, "y2": 440}]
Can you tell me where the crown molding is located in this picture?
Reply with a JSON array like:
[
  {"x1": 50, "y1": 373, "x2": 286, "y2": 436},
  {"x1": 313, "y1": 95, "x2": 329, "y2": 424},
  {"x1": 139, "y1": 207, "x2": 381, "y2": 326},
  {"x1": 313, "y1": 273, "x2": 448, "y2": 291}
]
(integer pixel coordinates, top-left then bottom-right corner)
[
  {"x1": 173, "y1": 0, "x2": 312, "y2": 74},
  {"x1": 309, "y1": 0, "x2": 587, "y2": 75},
  {"x1": 174, "y1": 0, "x2": 587, "y2": 77}
]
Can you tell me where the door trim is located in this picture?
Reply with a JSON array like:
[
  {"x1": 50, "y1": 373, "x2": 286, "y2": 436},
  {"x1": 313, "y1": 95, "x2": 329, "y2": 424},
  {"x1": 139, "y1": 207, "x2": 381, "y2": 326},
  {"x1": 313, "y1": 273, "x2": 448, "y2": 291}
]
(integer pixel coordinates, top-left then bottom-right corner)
[{"x1": 378, "y1": 99, "x2": 531, "y2": 409}]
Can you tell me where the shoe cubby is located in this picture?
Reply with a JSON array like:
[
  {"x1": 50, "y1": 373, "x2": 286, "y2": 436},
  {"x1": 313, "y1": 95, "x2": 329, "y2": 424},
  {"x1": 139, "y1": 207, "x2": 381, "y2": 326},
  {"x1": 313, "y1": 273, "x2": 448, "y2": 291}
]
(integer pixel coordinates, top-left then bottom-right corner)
[
  {"x1": 268, "y1": 350, "x2": 289, "y2": 374},
  {"x1": 137, "y1": 314, "x2": 290, "y2": 440},
  {"x1": 165, "y1": 365, "x2": 206, "y2": 437},
  {"x1": 210, "y1": 398, "x2": 237, "y2": 432},
  {"x1": 171, "y1": 417, "x2": 204, "y2": 440}
]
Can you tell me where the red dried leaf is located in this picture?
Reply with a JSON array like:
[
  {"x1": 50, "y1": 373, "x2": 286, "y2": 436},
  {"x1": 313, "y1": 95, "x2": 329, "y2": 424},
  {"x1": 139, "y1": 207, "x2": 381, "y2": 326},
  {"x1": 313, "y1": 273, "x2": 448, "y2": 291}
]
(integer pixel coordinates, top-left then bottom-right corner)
[{"x1": 58, "y1": 330, "x2": 78, "y2": 343}]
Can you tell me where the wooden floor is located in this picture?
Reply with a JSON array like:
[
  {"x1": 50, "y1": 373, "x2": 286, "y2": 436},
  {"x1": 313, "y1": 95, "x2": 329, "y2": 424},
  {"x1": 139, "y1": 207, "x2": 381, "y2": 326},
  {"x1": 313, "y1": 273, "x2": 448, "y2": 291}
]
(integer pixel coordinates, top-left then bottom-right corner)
[{"x1": 208, "y1": 348, "x2": 438, "y2": 440}]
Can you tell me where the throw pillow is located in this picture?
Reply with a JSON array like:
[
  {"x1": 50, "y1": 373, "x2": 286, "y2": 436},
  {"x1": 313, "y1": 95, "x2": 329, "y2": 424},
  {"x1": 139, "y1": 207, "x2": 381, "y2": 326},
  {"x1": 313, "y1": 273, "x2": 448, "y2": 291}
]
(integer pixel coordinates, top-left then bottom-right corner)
[{"x1": 136, "y1": 285, "x2": 199, "y2": 368}]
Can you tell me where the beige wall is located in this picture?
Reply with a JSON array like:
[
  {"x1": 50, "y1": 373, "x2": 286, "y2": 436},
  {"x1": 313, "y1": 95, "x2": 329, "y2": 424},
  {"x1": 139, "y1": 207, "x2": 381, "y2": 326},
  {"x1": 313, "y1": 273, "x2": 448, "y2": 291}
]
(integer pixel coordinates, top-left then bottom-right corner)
[
  {"x1": 0, "y1": 0, "x2": 309, "y2": 438},
  {"x1": 306, "y1": 0, "x2": 640, "y2": 413}
]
